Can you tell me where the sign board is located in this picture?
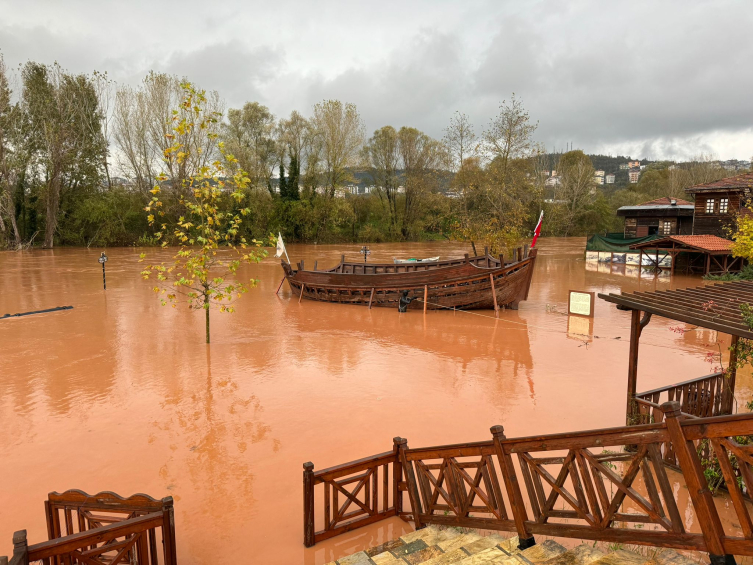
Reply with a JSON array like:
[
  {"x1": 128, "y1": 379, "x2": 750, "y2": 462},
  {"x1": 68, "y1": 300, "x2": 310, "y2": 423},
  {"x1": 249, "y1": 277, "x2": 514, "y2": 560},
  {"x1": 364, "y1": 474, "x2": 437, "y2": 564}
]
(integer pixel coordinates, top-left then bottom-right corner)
[
  {"x1": 98, "y1": 256, "x2": 107, "y2": 264},
  {"x1": 568, "y1": 290, "x2": 594, "y2": 317}
]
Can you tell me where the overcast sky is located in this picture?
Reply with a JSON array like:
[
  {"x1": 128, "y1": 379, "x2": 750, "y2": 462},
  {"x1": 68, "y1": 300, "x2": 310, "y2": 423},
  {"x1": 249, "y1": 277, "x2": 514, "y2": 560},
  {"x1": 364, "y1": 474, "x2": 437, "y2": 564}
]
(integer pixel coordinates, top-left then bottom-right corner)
[{"x1": 1, "y1": 0, "x2": 751, "y2": 161}]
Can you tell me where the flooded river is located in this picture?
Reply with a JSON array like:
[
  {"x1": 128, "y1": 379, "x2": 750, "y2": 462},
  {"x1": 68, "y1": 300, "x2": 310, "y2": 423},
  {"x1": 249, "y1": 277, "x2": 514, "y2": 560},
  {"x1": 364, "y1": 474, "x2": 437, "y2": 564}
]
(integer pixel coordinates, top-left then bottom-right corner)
[{"x1": 0, "y1": 238, "x2": 750, "y2": 563}]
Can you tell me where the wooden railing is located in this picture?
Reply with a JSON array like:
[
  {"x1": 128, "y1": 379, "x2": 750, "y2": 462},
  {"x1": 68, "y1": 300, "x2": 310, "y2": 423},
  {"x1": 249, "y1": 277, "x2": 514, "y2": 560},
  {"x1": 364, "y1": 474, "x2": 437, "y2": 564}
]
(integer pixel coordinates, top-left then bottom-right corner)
[
  {"x1": 634, "y1": 372, "x2": 729, "y2": 422},
  {"x1": 1, "y1": 490, "x2": 177, "y2": 565},
  {"x1": 304, "y1": 402, "x2": 753, "y2": 561}
]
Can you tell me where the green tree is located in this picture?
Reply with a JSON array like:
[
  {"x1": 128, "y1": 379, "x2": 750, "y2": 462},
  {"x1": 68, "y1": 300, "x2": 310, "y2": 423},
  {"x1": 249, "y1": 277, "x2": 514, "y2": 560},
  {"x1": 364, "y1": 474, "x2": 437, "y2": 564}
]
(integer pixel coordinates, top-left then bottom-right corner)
[
  {"x1": 278, "y1": 161, "x2": 287, "y2": 199},
  {"x1": 140, "y1": 82, "x2": 269, "y2": 344}
]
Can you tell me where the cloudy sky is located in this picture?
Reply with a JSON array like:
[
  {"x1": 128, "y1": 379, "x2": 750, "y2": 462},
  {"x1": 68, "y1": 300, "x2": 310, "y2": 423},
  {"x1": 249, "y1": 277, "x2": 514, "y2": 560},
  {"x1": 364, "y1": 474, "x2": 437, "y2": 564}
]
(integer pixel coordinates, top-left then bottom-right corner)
[{"x1": 1, "y1": 0, "x2": 751, "y2": 161}]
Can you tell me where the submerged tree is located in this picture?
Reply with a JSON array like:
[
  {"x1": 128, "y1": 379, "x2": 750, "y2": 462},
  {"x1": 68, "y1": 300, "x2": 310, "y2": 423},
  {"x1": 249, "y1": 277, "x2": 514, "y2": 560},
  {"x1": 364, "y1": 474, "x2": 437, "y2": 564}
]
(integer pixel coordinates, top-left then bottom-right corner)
[{"x1": 140, "y1": 82, "x2": 268, "y2": 344}]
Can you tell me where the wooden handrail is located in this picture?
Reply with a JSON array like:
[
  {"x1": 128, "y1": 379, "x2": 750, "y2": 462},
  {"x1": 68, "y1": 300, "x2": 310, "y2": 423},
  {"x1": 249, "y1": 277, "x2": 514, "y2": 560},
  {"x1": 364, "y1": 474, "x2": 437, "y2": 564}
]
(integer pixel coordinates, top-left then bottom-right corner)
[
  {"x1": 304, "y1": 406, "x2": 753, "y2": 562},
  {"x1": 637, "y1": 372, "x2": 724, "y2": 398},
  {"x1": 3, "y1": 491, "x2": 177, "y2": 565}
]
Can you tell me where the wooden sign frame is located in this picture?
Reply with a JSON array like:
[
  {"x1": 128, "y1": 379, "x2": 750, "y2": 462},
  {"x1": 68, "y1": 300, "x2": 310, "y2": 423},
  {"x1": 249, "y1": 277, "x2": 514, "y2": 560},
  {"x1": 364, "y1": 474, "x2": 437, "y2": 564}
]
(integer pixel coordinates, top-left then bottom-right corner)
[{"x1": 568, "y1": 290, "x2": 595, "y2": 318}]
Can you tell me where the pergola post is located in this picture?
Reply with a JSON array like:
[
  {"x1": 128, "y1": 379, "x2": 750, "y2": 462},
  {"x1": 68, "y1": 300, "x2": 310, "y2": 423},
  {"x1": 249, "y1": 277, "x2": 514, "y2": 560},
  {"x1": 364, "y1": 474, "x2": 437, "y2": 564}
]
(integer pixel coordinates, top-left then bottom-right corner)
[{"x1": 626, "y1": 309, "x2": 652, "y2": 425}]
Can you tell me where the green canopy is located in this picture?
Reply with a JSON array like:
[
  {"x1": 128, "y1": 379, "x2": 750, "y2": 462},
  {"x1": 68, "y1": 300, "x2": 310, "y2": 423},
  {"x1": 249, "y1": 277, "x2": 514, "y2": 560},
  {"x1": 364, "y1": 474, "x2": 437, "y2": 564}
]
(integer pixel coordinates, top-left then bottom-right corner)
[{"x1": 586, "y1": 233, "x2": 662, "y2": 253}]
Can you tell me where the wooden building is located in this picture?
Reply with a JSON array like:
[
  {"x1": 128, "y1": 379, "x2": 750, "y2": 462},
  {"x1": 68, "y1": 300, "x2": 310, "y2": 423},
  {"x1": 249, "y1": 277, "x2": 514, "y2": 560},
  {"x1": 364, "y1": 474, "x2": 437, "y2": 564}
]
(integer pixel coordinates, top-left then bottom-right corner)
[
  {"x1": 616, "y1": 196, "x2": 694, "y2": 237},
  {"x1": 686, "y1": 171, "x2": 753, "y2": 237}
]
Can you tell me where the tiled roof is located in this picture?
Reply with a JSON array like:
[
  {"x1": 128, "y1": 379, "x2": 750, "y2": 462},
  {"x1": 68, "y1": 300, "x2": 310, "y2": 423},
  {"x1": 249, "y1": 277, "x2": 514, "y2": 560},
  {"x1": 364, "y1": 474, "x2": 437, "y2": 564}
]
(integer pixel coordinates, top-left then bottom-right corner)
[
  {"x1": 685, "y1": 172, "x2": 753, "y2": 192},
  {"x1": 668, "y1": 235, "x2": 733, "y2": 252},
  {"x1": 638, "y1": 197, "x2": 693, "y2": 206}
]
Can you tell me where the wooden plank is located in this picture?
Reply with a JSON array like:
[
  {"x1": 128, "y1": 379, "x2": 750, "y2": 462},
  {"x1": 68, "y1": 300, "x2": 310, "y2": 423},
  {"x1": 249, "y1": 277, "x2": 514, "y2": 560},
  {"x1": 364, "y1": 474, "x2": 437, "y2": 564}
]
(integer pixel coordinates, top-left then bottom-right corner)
[
  {"x1": 368, "y1": 288, "x2": 375, "y2": 309},
  {"x1": 423, "y1": 285, "x2": 428, "y2": 313}
]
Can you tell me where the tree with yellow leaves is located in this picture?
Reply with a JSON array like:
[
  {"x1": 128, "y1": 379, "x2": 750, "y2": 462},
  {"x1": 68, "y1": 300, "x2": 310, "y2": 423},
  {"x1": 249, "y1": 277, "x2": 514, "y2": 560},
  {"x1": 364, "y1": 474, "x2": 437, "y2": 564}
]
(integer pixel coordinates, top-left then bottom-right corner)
[{"x1": 140, "y1": 82, "x2": 268, "y2": 344}]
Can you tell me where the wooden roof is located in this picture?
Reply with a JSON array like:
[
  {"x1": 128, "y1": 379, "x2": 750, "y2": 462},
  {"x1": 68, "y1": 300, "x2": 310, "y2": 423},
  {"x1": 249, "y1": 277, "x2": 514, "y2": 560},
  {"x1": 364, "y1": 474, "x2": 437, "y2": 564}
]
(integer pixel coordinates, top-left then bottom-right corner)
[
  {"x1": 638, "y1": 197, "x2": 693, "y2": 206},
  {"x1": 629, "y1": 235, "x2": 733, "y2": 254},
  {"x1": 599, "y1": 280, "x2": 753, "y2": 339},
  {"x1": 685, "y1": 171, "x2": 753, "y2": 193}
]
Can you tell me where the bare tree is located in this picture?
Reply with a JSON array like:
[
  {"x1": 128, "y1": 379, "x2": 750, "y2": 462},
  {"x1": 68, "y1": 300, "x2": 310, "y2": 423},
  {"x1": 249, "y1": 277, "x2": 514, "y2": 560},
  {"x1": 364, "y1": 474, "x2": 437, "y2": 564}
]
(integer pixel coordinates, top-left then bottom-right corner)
[
  {"x1": 114, "y1": 72, "x2": 223, "y2": 194},
  {"x1": 363, "y1": 126, "x2": 400, "y2": 232},
  {"x1": 222, "y1": 101, "x2": 278, "y2": 194},
  {"x1": 398, "y1": 127, "x2": 445, "y2": 238},
  {"x1": 311, "y1": 100, "x2": 365, "y2": 197},
  {"x1": 483, "y1": 94, "x2": 538, "y2": 185},
  {"x1": 443, "y1": 111, "x2": 478, "y2": 196}
]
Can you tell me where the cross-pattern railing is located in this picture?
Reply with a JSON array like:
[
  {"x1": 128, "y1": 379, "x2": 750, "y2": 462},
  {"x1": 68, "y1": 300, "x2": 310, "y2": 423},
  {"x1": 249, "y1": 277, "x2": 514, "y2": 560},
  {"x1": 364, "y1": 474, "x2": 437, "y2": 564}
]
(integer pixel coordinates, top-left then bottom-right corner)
[
  {"x1": 303, "y1": 402, "x2": 753, "y2": 563},
  {"x1": 2, "y1": 490, "x2": 177, "y2": 565}
]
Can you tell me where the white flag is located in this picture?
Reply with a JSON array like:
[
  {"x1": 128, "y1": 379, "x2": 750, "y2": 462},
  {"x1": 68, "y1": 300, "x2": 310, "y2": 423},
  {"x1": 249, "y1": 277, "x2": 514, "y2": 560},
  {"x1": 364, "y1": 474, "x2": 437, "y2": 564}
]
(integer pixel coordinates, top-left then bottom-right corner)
[{"x1": 275, "y1": 232, "x2": 286, "y2": 258}]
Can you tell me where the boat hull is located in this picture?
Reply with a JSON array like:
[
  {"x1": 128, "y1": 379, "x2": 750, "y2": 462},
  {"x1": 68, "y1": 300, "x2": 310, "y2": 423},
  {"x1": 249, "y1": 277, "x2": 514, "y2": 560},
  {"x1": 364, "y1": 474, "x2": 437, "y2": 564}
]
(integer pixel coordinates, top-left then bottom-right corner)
[{"x1": 282, "y1": 250, "x2": 537, "y2": 310}]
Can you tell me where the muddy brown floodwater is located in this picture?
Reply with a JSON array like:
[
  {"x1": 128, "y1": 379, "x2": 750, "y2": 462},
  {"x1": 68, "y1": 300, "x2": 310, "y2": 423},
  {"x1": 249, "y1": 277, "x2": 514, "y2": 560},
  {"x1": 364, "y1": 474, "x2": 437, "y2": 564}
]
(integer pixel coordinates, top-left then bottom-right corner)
[{"x1": 1, "y1": 238, "x2": 751, "y2": 564}]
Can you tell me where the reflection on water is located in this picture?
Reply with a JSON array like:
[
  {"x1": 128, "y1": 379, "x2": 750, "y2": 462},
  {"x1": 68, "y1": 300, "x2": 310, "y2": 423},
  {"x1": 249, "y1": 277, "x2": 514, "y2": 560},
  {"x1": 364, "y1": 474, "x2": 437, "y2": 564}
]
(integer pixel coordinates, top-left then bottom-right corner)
[{"x1": 1, "y1": 239, "x2": 752, "y2": 564}]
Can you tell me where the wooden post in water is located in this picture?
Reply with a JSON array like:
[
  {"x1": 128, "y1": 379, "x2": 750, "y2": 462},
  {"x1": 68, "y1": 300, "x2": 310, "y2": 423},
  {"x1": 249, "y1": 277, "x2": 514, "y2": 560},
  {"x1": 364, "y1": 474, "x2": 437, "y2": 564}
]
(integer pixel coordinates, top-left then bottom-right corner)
[
  {"x1": 490, "y1": 274, "x2": 499, "y2": 318},
  {"x1": 303, "y1": 462, "x2": 315, "y2": 547},
  {"x1": 423, "y1": 285, "x2": 428, "y2": 313},
  {"x1": 368, "y1": 288, "x2": 375, "y2": 309},
  {"x1": 299, "y1": 283, "x2": 305, "y2": 304},
  {"x1": 626, "y1": 309, "x2": 651, "y2": 425}
]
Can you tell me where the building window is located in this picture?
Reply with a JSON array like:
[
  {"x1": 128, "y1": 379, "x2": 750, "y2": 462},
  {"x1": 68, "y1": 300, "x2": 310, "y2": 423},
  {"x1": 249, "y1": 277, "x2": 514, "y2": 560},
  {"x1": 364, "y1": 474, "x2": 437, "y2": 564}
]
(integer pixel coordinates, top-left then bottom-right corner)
[
  {"x1": 662, "y1": 221, "x2": 672, "y2": 235},
  {"x1": 706, "y1": 198, "x2": 715, "y2": 213},
  {"x1": 720, "y1": 198, "x2": 729, "y2": 213}
]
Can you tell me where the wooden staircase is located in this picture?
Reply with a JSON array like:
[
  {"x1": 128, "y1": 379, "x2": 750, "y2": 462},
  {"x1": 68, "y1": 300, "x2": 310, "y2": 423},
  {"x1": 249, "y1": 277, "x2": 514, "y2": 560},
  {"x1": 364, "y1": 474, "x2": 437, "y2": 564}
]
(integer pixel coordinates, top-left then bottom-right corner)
[{"x1": 326, "y1": 526, "x2": 700, "y2": 565}]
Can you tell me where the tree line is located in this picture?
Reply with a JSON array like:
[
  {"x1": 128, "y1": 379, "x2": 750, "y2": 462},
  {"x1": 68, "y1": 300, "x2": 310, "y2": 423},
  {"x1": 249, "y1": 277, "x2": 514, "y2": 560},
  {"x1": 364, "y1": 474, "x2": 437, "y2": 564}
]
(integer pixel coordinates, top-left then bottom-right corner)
[{"x1": 0, "y1": 57, "x2": 742, "y2": 252}]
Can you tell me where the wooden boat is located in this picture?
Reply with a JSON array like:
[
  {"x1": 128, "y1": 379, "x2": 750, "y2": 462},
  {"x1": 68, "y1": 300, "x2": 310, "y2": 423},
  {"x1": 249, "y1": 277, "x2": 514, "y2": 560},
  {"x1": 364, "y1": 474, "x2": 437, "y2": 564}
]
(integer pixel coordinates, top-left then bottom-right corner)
[
  {"x1": 393, "y1": 256, "x2": 440, "y2": 264},
  {"x1": 281, "y1": 247, "x2": 537, "y2": 310}
]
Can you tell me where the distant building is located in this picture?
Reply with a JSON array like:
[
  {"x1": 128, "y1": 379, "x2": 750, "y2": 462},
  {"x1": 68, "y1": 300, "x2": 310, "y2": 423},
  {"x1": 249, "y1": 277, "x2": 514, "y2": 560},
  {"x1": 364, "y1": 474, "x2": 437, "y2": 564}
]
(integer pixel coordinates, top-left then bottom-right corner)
[
  {"x1": 594, "y1": 175, "x2": 605, "y2": 185},
  {"x1": 617, "y1": 197, "x2": 694, "y2": 237},
  {"x1": 628, "y1": 160, "x2": 640, "y2": 168},
  {"x1": 628, "y1": 169, "x2": 641, "y2": 183},
  {"x1": 606, "y1": 174, "x2": 616, "y2": 184},
  {"x1": 594, "y1": 170, "x2": 605, "y2": 177},
  {"x1": 686, "y1": 171, "x2": 753, "y2": 237},
  {"x1": 545, "y1": 176, "x2": 562, "y2": 188},
  {"x1": 619, "y1": 163, "x2": 629, "y2": 170}
]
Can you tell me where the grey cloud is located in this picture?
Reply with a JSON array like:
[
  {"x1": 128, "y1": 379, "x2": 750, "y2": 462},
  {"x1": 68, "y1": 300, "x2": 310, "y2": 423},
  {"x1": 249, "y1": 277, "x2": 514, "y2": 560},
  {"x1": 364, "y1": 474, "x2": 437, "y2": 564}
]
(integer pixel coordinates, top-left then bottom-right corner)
[{"x1": 1, "y1": 0, "x2": 752, "y2": 160}]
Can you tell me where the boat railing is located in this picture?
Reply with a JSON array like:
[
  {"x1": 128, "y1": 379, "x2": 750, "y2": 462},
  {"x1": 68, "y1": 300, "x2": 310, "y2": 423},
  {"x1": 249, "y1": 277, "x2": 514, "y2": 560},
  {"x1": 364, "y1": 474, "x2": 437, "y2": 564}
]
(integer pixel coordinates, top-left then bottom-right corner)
[{"x1": 303, "y1": 403, "x2": 753, "y2": 563}]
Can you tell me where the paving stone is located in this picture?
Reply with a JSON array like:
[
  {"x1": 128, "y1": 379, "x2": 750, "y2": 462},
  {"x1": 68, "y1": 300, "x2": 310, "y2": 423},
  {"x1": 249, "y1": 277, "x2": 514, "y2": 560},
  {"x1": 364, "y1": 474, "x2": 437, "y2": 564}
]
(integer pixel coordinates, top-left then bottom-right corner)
[
  {"x1": 403, "y1": 545, "x2": 444, "y2": 564},
  {"x1": 517, "y1": 540, "x2": 567, "y2": 564},
  {"x1": 402, "y1": 526, "x2": 460, "y2": 546},
  {"x1": 591, "y1": 550, "x2": 648, "y2": 565},
  {"x1": 438, "y1": 533, "x2": 482, "y2": 552},
  {"x1": 338, "y1": 551, "x2": 374, "y2": 565},
  {"x1": 457, "y1": 547, "x2": 507, "y2": 564},
  {"x1": 371, "y1": 552, "x2": 405, "y2": 565},
  {"x1": 366, "y1": 539, "x2": 407, "y2": 557},
  {"x1": 392, "y1": 539, "x2": 429, "y2": 558},
  {"x1": 402, "y1": 526, "x2": 442, "y2": 544},
  {"x1": 540, "y1": 544, "x2": 606, "y2": 565},
  {"x1": 652, "y1": 549, "x2": 699, "y2": 565},
  {"x1": 422, "y1": 547, "x2": 472, "y2": 565},
  {"x1": 463, "y1": 537, "x2": 504, "y2": 556},
  {"x1": 497, "y1": 537, "x2": 520, "y2": 555}
]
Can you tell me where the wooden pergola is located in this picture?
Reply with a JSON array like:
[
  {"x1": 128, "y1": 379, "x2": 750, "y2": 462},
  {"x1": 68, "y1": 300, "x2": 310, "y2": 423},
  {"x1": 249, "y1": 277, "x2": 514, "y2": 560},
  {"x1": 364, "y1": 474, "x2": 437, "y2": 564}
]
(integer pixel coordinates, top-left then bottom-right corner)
[
  {"x1": 599, "y1": 280, "x2": 753, "y2": 424},
  {"x1": 629, "y1": 234, "x2": 742, "y2": 276}
]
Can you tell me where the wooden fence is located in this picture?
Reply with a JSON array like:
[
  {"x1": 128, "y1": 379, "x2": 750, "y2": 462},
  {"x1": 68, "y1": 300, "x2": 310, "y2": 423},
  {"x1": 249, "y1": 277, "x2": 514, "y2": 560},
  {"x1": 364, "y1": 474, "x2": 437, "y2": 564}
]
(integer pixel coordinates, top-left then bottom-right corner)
[
  {"x1": 635, "y1": 372, "x2": 729, "y2": 422},
  {"x1": 303, "y1": 401, "x2": 753, "y2": 561},
  {"x1": 1, "y1": 490, "x2": 177, "y2": 565}
]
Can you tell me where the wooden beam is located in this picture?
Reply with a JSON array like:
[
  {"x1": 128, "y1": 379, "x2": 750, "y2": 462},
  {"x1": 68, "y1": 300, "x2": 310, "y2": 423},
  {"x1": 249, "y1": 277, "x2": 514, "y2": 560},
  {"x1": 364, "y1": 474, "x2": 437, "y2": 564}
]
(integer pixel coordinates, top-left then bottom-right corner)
[
  {"x1": 368, "y1": 288, "x2": 375, "y2": 309},
  {"x1": 424, "y1": 285, "x2": 428, "y2": 314}
]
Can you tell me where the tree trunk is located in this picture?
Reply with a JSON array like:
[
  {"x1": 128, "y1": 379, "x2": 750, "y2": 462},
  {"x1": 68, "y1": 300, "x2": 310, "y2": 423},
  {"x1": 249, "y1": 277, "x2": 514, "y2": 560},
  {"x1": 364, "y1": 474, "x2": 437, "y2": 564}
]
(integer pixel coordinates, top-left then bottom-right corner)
[
  {"x1": 204, "y1": 294, "x2": 210, "y2": 344},
  {"x1": 44, "y1": 170, "x2": 62, "y2": 249},
  {"x1": 471, "y1": 241, "x2": 478, "y2": 256}
]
